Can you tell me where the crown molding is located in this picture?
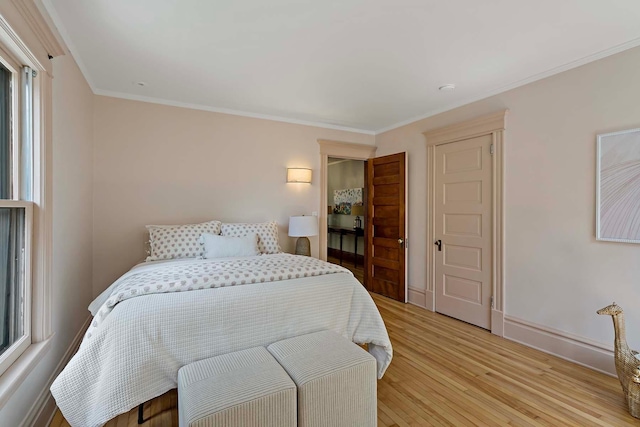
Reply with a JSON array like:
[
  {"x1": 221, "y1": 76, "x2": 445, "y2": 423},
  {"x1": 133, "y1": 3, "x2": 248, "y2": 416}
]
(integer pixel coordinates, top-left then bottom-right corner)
[
  {"x1": 0, "y1": 13, "x2": 44, "y2": 71},
  {"x1": 375, "y1": 36, "x2": 640, "y2": 135},
  {"x1": 22, "y1": 0, "x2": 640, "y2": 136},
  {"x1": 94, "y1": 89, "x2": 376, "y2": 135},
  {"x1": 10, "y1": 0, "x2": 65, "y2": 58}
]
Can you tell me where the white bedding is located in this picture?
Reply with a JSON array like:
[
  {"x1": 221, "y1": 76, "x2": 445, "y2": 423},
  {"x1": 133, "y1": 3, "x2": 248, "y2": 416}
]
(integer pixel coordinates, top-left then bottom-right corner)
[{"x1": 51, "y1": 254, "x2": 393, "y2": 427}]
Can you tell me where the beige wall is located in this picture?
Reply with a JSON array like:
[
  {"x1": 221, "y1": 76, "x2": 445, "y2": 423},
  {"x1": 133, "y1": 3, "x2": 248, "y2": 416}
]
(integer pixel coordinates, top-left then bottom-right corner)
[
  {"x1": 92, "y1": 97, "x2": 374, "y2": 296},
  {"x1": 376, "y1": 46, "x2": 640, "y2": 351},
  {"x1": 0, "y1": 54, "x2": 94, "y2": 425}
]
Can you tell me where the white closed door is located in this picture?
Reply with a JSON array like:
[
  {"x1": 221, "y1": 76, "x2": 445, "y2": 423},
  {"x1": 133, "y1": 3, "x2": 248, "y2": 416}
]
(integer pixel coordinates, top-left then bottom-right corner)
[{"x1": 435, "y1": 134, "x2": 492, "y2": 329}]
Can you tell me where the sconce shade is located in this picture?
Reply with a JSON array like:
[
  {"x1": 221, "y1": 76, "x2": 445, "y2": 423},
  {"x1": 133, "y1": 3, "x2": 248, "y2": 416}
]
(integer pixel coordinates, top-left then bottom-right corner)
[
  {"x1": 287, "y1": 168, "x2": 312, "y2": 183},
  {"x1": 288, "y1": 215, "x2": 318, "y2": 237}
]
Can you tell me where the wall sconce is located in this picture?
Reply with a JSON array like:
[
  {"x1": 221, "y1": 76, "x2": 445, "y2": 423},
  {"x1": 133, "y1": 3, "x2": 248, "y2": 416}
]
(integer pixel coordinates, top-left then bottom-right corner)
[{"x1": 287, "y1": 168, "x2": 312, "y2": 183}]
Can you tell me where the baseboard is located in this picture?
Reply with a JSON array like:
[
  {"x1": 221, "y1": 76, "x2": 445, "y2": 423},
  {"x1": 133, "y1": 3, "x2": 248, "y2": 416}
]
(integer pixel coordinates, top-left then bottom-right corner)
[
  {"x1": 408, "y1": 287, "x2": 430, "y2": 309},
  {"x1": 491, "y1": 309, "x2": 504, "y2": 337},
  {"x1": 424, "y1": 290, "x2": 434, "y2": 311},
  {"x1": 504, "y1": 315, "x2": 615, "y2": 377},
  {"x1": 21, "y1": 316, "x2": 91, "y2": 427}
]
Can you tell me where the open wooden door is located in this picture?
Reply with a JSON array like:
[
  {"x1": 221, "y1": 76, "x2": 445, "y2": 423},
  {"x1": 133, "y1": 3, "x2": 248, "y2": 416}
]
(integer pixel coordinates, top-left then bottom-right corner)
[{"x1": 365, "y1": 152, "x2": 406, "y2": 302}]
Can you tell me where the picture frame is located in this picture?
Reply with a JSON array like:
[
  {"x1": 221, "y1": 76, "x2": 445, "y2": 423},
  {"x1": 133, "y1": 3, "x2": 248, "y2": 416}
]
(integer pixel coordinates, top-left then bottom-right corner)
[
  {"x1": 332, "y1": 188, "x2": 363, "y2": 215},
  {"x1": 596, "y1": 127, "x2": 640, "y2": 243}
]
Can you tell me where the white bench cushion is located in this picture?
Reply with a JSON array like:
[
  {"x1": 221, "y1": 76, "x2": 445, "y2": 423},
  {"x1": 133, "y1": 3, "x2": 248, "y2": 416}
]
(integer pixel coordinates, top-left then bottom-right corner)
[
  {"x1": 267, "y1": 330, "x2": 377, "y2": 427},
  {"x1": 178, "y1": 346, "x2": 296, "y2": 427}
]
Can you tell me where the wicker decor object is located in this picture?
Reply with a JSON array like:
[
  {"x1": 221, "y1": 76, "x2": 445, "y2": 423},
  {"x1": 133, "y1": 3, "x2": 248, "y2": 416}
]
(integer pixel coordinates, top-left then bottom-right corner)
[
  {"x1": 597, "y1": 302, "x2": 640, "y2": 418},
  {"x1": 629, "y1": 368, "x2": 640, "y2": 418}
]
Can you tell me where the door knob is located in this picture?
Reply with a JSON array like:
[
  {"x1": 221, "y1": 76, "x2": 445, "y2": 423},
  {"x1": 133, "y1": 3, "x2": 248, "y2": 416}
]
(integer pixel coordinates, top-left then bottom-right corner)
[
  {"x1": 398, "y1": 238, "x2": 404, "y2": 246},
  {"x1": 435, "y1": 240, "x2": 442, "y2": 251}
]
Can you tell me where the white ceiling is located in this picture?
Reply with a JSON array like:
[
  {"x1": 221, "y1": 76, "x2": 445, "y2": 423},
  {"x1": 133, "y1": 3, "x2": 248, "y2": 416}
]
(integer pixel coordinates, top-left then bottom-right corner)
[{"x1": 43, "y1": 0, "x2": 640, "y2": 133}]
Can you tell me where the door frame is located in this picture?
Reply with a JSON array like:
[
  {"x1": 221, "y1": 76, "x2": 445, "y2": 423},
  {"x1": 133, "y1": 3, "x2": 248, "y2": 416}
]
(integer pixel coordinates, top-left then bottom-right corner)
[
  {"x1": 318, "y1": 139, "x2": 377, "y2": 262},
  {"x1": 423, "y1": 110, "x2": 507, "y2": 336}
]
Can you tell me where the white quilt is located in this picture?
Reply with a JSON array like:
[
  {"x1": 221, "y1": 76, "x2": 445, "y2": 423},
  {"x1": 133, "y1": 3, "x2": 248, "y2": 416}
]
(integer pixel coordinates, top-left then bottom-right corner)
[{"x1": 51, "y1": 254, "x2": 393, "y2": 427}]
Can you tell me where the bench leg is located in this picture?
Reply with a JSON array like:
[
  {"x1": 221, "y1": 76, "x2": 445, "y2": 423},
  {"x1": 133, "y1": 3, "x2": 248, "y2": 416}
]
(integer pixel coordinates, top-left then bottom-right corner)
[{"x1": 138, "y1": 403, "x2": 145, "y2": 424}]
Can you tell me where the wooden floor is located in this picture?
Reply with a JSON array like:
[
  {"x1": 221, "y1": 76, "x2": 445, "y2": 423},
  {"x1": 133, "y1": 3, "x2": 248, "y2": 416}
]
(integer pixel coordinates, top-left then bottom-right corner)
[{"x1": 51, "y1": 294, "x2": 637, "y2": 427}]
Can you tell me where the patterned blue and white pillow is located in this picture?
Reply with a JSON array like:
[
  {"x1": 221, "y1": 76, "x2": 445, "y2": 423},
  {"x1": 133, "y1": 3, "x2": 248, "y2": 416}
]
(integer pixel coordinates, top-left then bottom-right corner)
[{"x1": 146, "y1": 220, "x2": 222, "y2": 261}]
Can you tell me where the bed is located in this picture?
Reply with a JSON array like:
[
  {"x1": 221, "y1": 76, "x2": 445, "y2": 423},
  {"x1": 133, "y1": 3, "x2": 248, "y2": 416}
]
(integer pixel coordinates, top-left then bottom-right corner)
[{"x1": 50, "y1": 220, "x2": 393, "y2": 427}]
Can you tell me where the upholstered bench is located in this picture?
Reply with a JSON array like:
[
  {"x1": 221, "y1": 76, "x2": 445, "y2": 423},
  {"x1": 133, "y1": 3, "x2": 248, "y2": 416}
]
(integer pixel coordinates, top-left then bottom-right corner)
[
  {"x1": 177, "y1": 347, "x2": 296, "y2": 427},
  {"x1": 267, "y1": 330, "x2": 377, "y2": 427}
]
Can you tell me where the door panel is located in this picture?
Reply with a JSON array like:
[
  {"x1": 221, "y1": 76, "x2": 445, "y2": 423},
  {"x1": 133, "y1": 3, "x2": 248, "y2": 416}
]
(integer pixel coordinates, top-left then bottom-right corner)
[
  {"x1": 374, "y1": 246, "x2": 399, "y2": 261},
  {"x1": 435, "y1": 135, "x2": 492, "y2": 329},
  {"x1": 366, "y1": 152, "x2": 406, "y2": 302},
  {"x1": 444, "y1": 214, "x2": 482, "y2": 236},
  {"x1": 443, "y1": 275, "x2": 482, "y2": 303},
  {"x1": 444, "y1": 245, "x2": 482, "y2": 270},
  {"x1": 373, "y1": 205, "x2": 398, "y2": 218},
  {"x1": 374, "y1": 184, "x2": 399, "y2": 197}
]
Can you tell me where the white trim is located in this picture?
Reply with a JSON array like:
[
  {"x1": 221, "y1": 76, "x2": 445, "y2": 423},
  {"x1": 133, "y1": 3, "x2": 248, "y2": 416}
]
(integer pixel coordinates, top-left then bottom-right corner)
[
  {"x1": 328, "y1": 158, "x2": 352, "y2": 166},
  {"x1": 39, "y1": 0, "x2": 95, "y2": 85},
  {"x1": 30, "y1": 66, "x2": 53, "y2": 343},
  {"x1": 92, "y1": 89, "x2": 375, "y2": 135},
  {"x1": 27, "y1": 0, "x2": 640, "y2": 136},
  {"x1": 0, "y1": 1, "x2": 53, "y2": 345},
  {"x1": 0, "y1": 15, "x2": 44, "y2": 72},
  {"x1": 30, "y1": 0, "x2": 379, "y2": 136},
  {"x1": 407, "y1": 287, "x2": 428, "y2": 308},
  {"x1": 0, "y1": 335, "x2": 51, "y2": 409},
  {"x1": 491, "y1": 309, "x2": 504, "y2": 337},
  {"x1": 423, "y1": 111, "x2": 507, "y2": 336},
  {"x1": 375, "y1": 37, "x2": 640, "y2": 135},
  {"x1": 404, "y1": 151, "x2": 409, "y2": 303},
  {"x1": 10, "y1": 0, "x2": 65, "y2": 58},
  {"x1": 0, "y1": 7, "x2": 54, "y2": 410},
  {"x1": 0, "y1": 201, "x2": 33, "y2": 377},
  {"x1": 422, "y1": 110, "x2": 508, "y2": 146},
  {"x1": 504, "y1": 315, "x2": 615, "y2": 377},
  {"x1": 19, "y1": 316, "x2": 90, "y2": 427}
]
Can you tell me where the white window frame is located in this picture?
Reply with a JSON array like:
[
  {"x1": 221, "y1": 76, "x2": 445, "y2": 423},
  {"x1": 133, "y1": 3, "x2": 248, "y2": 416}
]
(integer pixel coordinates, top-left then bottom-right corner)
[
  {"x1": 0, "y1": 10, "x2": 52, "y2": 408},
  {"x1": 0, "y1": 38, "x2": 35, "y2": 377},
  {"x1": 0, "y1": 201, "x2": 33, "y2": 376}
]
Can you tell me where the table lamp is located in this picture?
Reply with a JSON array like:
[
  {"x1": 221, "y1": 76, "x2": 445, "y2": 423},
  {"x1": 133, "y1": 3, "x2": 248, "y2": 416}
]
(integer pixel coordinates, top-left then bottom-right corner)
[
  {"x1": 289, "y1": 215, "x2": 318, "y2": 256},
  {"x1": 351, "y1": 205, "x2": 364, "y2": 229}
]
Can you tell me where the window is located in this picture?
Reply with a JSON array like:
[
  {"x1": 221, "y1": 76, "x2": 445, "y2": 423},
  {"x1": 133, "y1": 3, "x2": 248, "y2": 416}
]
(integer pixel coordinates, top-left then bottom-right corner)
[{"x1": 0, "y1": 55, "x2": 35, "y2": 377}]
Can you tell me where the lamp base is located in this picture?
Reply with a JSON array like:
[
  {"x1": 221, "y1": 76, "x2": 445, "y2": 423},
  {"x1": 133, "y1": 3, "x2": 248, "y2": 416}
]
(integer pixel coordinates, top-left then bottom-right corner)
[{"x1": 295, "y1": 236, "x2": 311, "y2": 256}]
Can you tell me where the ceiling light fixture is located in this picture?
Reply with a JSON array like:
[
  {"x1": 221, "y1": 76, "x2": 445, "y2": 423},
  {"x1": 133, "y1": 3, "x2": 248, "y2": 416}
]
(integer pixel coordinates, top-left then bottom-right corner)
[{"x1": 439, "y1": 84, "x2": 456, "y2": 91}]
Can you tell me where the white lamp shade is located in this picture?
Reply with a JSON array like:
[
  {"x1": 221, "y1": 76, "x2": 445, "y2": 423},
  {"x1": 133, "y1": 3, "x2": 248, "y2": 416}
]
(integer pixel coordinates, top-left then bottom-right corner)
[
  {"x1": 287, "y1": 168, "x2": 312, "y2": 183},
  {"x1": 288, "y1": 215, "x2": 318, "y2": 237}
]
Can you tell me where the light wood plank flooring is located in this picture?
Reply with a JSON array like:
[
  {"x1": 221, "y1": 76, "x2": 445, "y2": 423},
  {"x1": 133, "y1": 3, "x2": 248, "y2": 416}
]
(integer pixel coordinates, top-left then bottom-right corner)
[{"x1": 51, "y1": 294, "x2": 636, "y2": 426}]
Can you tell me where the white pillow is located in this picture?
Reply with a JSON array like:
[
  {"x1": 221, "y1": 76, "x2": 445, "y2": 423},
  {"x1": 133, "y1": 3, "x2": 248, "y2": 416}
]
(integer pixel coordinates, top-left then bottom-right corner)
[
  {"x1": 200, "y1": 233, "x2": 260, "y2": 259},
  {"x1": 146, "y1": 220, "x2": 222, "y2": 261},
  {"x1": 221, "y1": 221, "x2": 282, "y2": 254}
]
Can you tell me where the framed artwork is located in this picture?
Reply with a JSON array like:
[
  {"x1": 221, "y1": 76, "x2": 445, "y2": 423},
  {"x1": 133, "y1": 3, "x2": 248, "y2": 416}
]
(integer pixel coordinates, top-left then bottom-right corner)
[
  {"x1": 333, "y1": 188, "x2": 363, "y2": 215},
  {"x1": 596, "y1": 128, "x2": 640, "y2": 243}
]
